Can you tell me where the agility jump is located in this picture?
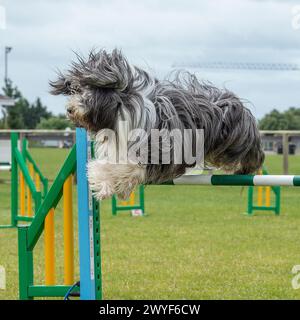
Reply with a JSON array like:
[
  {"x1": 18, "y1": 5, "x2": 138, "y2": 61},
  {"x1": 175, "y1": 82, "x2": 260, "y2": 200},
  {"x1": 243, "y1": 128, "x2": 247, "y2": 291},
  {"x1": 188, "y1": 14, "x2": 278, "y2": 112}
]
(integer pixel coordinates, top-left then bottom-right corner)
[
  {"x1": 15, "y1": 129, "x2": 101, "y2": 300},
  {"x1": 1, "y1": 130, "x2": 138, "y2": 299},
  {"x1": 112, "y1": 185, "x2": 145, "y2": 216},
  {"x1": 247, "y1": 168, "x2": 281, "y2": 215}
]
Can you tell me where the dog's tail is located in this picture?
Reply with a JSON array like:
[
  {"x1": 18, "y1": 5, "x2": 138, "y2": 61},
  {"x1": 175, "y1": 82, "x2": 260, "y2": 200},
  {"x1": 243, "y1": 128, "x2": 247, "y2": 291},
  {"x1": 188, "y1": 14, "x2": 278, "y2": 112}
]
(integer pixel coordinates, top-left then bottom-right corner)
[
  {"x1": 172, "y1": 74, "x2": 265, "y2": 174},
  {"x1": 207, "y1": 89, "x2": 265, "y2": 174}
]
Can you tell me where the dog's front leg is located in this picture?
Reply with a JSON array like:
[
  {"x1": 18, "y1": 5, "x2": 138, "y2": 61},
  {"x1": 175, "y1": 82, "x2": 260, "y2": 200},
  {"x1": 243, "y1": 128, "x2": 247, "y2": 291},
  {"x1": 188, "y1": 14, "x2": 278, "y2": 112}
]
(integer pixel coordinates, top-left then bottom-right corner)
[{"x1": 87, "y1": 160, "x2": 146, "y2": 200}]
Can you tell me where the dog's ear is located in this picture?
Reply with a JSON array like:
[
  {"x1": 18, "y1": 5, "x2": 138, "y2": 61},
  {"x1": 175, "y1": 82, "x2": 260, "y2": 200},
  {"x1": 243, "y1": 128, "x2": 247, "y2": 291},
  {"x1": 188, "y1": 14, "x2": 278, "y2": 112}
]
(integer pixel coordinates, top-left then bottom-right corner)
[
  {"x1": 49, "y1": 72, "x2": 72, "y2": 95},
  {"x1": 70, "y1": 49, "x2": 134, "y2": 92}
]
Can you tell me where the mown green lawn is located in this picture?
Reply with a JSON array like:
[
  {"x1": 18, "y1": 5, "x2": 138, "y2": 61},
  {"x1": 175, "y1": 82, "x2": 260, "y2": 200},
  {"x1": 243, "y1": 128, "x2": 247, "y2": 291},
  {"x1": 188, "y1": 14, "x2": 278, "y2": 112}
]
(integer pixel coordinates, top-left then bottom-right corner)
[{"x1": 0, "y1": 149, "x2": 300, "y2": 300}]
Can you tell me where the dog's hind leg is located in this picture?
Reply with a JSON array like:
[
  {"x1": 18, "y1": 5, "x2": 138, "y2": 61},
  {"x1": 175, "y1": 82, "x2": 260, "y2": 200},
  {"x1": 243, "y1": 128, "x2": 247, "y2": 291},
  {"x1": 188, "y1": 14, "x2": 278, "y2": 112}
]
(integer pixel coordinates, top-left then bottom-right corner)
[{"x1": 87, "y1": 160, "x2": 146, "y2": 200}]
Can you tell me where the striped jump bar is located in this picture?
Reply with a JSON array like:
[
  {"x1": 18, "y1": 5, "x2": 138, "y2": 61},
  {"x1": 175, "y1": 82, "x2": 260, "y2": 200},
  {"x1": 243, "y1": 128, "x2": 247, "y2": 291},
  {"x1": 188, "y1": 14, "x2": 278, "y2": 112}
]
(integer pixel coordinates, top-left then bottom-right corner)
[{"x1": 164, "y1": 175, "x2": 300, "y2": 186}]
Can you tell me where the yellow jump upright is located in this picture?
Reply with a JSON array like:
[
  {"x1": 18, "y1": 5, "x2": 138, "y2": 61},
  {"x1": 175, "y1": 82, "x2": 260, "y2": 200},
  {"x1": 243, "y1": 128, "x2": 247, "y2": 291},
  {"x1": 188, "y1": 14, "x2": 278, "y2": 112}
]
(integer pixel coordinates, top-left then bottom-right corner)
[
  {"x1": 44, "y1": 175, "x2": 75, "y2": 286},
  {"x1": 257, "y1": 170, "x2": 271, "y2": 209},
  {"x1": 26, "y1": 163, "x2": 34, "y2": 217},
  {"x1": 121, "y1": 192, "x2": 135, "y2": 206},
  {"x1": 265, "y1": 186, "x2": 271, "y2": 207},
  {"x1": 19, "y1": 172, "x2": 25, "y2": 216},
  {"x1": 63, "y1": 175, "x2": 74, "y2": 285},
  {"x1": 35, "y1": 173, "x2": 41, "y2": 192},
  {"x1": 45, "y1": 208, "x2": 55, "y2": 285},
  {"x1": 257, "y1": 186, "x2": 263, "y2": 206}
]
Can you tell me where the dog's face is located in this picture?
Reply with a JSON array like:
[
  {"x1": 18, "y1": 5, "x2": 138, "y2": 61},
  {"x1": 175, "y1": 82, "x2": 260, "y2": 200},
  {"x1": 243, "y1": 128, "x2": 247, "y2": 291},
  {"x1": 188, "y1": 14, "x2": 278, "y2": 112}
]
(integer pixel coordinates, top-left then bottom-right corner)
[
  {"x1": 49, "y1": 50, "x2": 132, "y2": 133},
  {"x1": 50, "y1": 76, "x2": 122, "y2": 133}
]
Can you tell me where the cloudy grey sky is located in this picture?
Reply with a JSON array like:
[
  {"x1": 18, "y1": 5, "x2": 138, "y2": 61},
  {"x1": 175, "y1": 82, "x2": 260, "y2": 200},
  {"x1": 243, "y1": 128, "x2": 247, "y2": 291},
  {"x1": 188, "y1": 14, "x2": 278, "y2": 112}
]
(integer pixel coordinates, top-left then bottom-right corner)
[{"x1": 0, "y1": 0, "x2": 299, "y2": 119}]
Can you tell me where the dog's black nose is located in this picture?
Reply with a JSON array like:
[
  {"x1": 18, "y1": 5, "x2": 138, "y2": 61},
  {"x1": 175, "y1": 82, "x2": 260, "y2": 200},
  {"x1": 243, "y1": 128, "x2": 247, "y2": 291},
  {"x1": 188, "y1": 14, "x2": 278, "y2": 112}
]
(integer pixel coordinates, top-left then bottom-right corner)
[{"x1": 67, "y1": 107, "x2": 73, "y2": 114}]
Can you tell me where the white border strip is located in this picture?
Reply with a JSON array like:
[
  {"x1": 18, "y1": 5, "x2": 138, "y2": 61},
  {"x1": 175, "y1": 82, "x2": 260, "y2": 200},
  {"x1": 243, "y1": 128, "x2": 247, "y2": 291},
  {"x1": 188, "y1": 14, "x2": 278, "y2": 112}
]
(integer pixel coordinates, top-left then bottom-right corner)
[
  {"x1": 253, "y1": 175, "x2": 295, "y2": 186},
  {"x1": 174, "y1": 174, "x2": 212, "y2": 185}
]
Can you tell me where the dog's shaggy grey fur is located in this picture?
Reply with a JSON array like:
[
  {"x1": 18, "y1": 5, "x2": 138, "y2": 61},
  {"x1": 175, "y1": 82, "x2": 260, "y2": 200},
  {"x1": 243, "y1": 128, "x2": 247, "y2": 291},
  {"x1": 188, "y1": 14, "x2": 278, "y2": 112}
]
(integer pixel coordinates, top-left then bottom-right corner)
[{"x1": 50, "y1": 49, "x2": 264, "y2": 199}]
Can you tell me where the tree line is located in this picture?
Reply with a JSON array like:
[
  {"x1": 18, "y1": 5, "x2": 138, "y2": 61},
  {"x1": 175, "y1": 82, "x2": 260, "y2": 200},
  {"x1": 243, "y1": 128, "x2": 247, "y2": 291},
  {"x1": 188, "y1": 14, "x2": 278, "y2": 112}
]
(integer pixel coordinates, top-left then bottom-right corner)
[{"x1": 259, "y1": 107, "x2": 300, "y2": 130}]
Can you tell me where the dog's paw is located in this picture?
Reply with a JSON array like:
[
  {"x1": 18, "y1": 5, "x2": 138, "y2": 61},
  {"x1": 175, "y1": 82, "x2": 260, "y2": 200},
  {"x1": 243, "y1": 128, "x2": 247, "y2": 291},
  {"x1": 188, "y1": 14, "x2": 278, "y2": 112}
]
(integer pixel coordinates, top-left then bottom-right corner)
[
  {"x1": 87, "y1": 160, "x2": 114, "y2": 200},
  {"x1": 92, "y1": 181, "x2": 114, "y2": 200}
]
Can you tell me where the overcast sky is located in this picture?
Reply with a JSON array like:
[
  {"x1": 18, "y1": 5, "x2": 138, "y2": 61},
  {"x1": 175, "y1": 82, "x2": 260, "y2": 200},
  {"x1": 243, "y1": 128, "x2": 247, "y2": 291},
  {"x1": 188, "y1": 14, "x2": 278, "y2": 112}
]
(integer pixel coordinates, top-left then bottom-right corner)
[{"x1": 0, "y1": 0, "x2": 299, "y2": 119}]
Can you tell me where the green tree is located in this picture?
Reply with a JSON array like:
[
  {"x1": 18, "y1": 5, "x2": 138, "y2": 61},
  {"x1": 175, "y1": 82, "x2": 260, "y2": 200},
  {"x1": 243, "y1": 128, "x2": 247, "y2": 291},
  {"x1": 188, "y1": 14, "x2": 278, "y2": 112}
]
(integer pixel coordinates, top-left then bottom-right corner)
[
  {"x1": 2, "y1": 78, "x2": 22, "y2": 99},
  {"x1": 36, "y1": 114, "x2": 73, "y2": 130},
  {"x1": 1, "y1": 79, "x2": 52, "y2": 129},
  {"x1": 0, "y1": 108, "x2": 7, "y2": 128},
  {"x1": 259, "y1": 107, "x2": 300, "y2": 130},
  {"x1": 283, "y1": 107, "x2": 300, "y2": 130},
  {"x1": 25, "y1": 98, "x2": 52, "y2": 129},
  {"x1": 2, "y1": 79, "x2": 24, "y2": 128}
]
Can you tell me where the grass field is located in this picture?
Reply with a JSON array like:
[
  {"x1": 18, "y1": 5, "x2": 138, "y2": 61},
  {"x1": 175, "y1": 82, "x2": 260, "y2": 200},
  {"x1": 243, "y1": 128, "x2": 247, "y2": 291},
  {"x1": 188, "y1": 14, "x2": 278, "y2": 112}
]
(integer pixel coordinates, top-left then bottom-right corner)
[{"x1": 0, "y1": 149, "x2": 300, "y2": 300}]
